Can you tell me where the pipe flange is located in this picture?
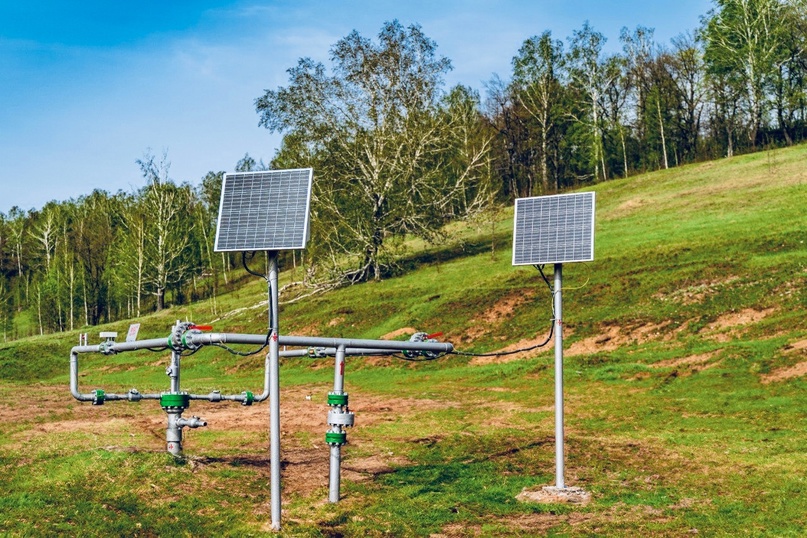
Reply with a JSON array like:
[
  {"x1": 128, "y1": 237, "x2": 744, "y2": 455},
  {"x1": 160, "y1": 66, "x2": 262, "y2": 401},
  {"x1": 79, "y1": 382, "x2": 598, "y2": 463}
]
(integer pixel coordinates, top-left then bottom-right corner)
[
  {"x1": 181, "y1": 329, "x2": 203, "y2": 351},
  {"x1": 160, "y1": 393, "x2": 190, "y2": 410},
  {"x1": 327, "y1": 410, "x2": 355, "y2": 427},
  {"x1": 327, "y1": 392, "x2": 348, "y2": 406},
  {"x1": 325, "y1": 431, "x2": 347, "y2": 446}
]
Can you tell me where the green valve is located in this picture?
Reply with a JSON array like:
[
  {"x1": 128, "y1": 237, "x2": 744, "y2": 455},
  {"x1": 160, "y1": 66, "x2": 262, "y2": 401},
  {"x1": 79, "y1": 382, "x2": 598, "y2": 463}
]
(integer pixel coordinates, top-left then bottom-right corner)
[
  {"x1": 241, "y1": 391, "x2": 254, "y2": 406},
  {"x1": 327, "y1": 393, "x2": 348, "y2": 406},
  {"x1": 160, "y1": 393, "x2": 190, "y2": 409},
  {"x1": 92, "y1": 389, "x2": 105, "y2": 406},
  {"x1": 325, "y1": 432, "x2": 347, "y2": 445}
]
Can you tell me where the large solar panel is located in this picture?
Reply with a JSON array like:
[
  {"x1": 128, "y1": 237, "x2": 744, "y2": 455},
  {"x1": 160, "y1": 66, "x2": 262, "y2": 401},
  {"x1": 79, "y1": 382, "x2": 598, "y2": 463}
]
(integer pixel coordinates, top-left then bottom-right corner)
[
  {"x1": 512, "y1": 192, "x2": 595, "y2": 265},
  {"x1": 214, "y1": 168, "x2": 313, "y2": 252}
]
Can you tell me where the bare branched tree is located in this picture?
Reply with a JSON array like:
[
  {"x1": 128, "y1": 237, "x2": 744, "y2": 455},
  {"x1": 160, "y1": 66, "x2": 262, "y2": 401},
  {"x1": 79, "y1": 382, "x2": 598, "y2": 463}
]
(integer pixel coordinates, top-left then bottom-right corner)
[{"x1": 256, "y1": 21, "x2": 493, "y2": 282}]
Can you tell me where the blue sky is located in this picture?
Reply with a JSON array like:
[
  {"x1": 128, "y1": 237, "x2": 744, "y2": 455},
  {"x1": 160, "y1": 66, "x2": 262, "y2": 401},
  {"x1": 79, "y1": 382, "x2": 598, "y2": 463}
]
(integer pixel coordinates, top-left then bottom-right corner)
[{"x1": 1, "y1": 0, "x2": 713, "y2": 213}]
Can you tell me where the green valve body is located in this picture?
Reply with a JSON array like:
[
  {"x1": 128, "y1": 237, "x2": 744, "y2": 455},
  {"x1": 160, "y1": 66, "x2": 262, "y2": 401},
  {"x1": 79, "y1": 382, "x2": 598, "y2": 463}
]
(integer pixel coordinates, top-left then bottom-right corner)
[
  {"x1": 160, "y1": 393, "x2": 190, "y2": 409},
  {"x1": 92, "y1": 389, "x2": 105, "y2": 406}
]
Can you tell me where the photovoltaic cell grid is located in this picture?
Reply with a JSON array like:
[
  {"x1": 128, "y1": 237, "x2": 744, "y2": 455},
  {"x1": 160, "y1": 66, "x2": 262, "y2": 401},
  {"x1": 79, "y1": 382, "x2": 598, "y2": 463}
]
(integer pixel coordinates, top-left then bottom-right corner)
[
  {"x1": 214, "y1": 168, "x2": 313, "y2": 252},
  {"x1": 512, "y1": 192, "x2": 595, "y2": 265}
]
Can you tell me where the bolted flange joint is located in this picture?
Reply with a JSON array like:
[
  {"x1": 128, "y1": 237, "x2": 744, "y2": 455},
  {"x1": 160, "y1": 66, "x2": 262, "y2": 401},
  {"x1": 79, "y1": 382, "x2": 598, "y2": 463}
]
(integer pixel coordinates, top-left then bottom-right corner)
[
  {"x1": 160, "y1": 393, "x2": 190, "y2": 410},
  {"x1": 327, "y1": 409, "x2": 355, "y2": 427},
  {"x1": 92, "y1": 389, "x2": 105, "y2": 406},
  {"x1": 241, "y1": 390, "x2": 254, "y2": 406},
  {"x1": 327, "y1": 392, "x2": 349, "y2": 406},
  {"x1": 325, "y1": 431, "x2": 348, "y2": 446}
]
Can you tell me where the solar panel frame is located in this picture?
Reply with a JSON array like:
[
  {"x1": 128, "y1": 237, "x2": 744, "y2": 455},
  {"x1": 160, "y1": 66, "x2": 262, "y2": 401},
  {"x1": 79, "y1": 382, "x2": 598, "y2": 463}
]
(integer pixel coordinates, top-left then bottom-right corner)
[
  {"x1": 214, "y1": 168, "x2": 313, "y2": 252},
  {"x1": 512, "y1": 192, "x2": 595, "y2": 266}
]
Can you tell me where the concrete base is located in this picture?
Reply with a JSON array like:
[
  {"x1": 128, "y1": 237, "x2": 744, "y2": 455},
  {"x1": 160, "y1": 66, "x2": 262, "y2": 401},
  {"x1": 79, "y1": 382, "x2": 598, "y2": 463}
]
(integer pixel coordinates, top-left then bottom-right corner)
[{"x1": 516, "y1": 485, "x2": 592, "y2": 505}]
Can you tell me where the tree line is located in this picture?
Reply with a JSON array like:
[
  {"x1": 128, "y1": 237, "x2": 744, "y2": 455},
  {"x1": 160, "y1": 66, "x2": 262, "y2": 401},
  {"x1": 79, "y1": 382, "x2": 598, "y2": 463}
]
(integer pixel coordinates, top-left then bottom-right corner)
[
  {"x1": 488, "y1": 0, "x2": 807, "y2": 198},
  {"x1": 1, "y1": 0, "x2": 805, "y2": 340}
]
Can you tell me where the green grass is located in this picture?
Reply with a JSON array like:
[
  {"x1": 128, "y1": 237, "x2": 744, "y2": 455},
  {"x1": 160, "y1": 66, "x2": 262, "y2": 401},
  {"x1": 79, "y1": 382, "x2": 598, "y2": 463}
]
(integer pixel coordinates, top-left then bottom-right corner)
[{"x1": 1, "y1": 144, "x2": 806, "y2": 536}]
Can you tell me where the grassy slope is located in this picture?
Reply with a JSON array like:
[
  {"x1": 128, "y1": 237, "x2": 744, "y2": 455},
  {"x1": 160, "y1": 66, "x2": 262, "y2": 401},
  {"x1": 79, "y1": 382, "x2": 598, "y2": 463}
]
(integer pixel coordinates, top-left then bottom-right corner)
[{"x1": 0, "y1": 146, "x2": 805, "y2": 536}]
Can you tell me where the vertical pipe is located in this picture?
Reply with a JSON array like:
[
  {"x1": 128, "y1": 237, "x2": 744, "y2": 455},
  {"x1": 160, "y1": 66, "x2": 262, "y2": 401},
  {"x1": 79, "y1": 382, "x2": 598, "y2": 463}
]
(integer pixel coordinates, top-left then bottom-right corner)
[
  {"x1": 329, "y1": 444, "x2": 341, "y2": 503},
  {"x1": 168, "y1": 322, "x2": 183, "y2": 456},
  {"x1": 329, "y1": 345, "x2": 346, "y2": 503},
  {"x1": 166, "y1": 411, "x2": 182, "y2": 456},
  {"x1": 169, "y1": 350, "x2": 180, "y2": 394},
  {"x1": 333, "y1": 344, "x2": 346, "y2": 393},
  {"x1": 553, "y1": 263, "x2": 565, "y2": 489},
  {"x1": 268, "y1": 252, "x2": 282, "y2": 531}
]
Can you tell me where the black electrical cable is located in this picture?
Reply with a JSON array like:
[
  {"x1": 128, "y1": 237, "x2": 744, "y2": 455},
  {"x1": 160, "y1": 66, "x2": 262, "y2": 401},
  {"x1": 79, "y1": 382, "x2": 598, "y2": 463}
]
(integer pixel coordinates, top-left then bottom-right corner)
[
  {"x1": 180, "y1": 346, "x2": 205, "y2": 357},
  {"x1": 239, "y1": 250, "x2": 274, "y2": 353},
  {"x1": 211, "y1": 341, "x2": 269, "y2": 357},
  {"x1": 242, "y1": 251, "x2": 268, "y2": 281},
  {"x1": 448, "y1": 264, "x2": 556, "y2": 358}
]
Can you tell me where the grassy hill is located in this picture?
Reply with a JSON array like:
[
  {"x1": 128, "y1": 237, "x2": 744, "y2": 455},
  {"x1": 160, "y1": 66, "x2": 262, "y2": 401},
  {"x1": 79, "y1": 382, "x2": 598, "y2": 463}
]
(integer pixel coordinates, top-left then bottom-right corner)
[{"x1": 0, "y1": 145, "x2": 805, "y2": 536}]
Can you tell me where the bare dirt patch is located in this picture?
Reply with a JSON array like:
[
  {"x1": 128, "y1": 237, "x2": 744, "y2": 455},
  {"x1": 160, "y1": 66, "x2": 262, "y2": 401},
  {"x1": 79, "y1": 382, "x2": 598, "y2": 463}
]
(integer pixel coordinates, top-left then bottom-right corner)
[
  {"x1": 381, "y1": 327, "x2": 418, "y2": 340},
  {"x1": 517, "y1": 485, "x2": 592, "y2": 505},
  {"x1": 783, "y1": 339, "x2": 807, "y2": 353},
  {"x1": 462, "y1": 289, "x2": 536, "y2": 343},
  {"x1": 478, "y1": 289, "x2": 535, "y2": 324},
  {"x1": 567, "y1": 322, "x2": 670, "y2": 356},
  {"x1": 761, "y1": 361, "x2": 807, "y2": 384},
  {"x1": 706, "y1": 308, "x2": 774, "y2": 331},
  {"x1": 703, "y1": 308, "x2": 775, "y2": 343},
  {"x1": 651, "y1": 351, "x2": 720, "y2": 370}
]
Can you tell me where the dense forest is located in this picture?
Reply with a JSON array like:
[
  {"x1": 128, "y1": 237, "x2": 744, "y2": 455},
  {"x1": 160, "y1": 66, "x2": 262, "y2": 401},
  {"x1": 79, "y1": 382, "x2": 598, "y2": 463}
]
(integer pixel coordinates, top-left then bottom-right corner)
[{"x1": 1, "y1": 0, "x2": 805, "y2": 339}]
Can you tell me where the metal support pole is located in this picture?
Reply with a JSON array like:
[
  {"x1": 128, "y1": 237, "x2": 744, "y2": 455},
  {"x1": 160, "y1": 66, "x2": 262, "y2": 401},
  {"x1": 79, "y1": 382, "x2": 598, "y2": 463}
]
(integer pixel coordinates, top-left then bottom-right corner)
[
  {"x1": 267, "y1": 252, "x2": 282, "y2": 531},
  {"x1": 553, "y1": 263, "x2": 565, "y2": 489},
  {"x1": 329, "y1": 345, "x2": 347, "y2": 503}
]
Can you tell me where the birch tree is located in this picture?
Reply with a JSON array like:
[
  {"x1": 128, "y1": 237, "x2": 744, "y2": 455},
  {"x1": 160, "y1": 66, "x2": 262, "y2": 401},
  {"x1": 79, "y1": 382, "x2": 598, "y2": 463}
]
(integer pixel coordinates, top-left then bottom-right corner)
[
  {"x1": 256, "y1": 21, "x2": 493, "y2": 282},
  {"x1": 567, "y1": 22, "x2": 611, "y2": 181},
  {"x1": 137, "y1": 152, "x2": 200, "y2": 310},
  {"x1": 512, "y1": 31, "x2": 565, "y2": 193},
  {"x1": 701, "y1": 0, "x2": 792, "y2": 146}
]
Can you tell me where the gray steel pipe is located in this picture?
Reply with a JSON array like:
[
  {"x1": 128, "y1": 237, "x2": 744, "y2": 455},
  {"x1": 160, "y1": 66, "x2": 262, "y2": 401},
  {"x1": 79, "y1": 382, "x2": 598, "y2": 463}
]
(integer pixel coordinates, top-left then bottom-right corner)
[
  {"x1": 553, "y1": 263, "x2": 565, "y2": 489},
  {"x1": 70, "y1": 349, "x2": 160, "y2": 402},
  {"x1": 188, "y1": 333, "x2": 454, "y2": 353},
  {"x1": 329, "y1": 345, "x2": 347, "y2": 503},
  {"x1": 268, "y1": 253, "x2": 282, "y2": 531},
  {"x1": 70, "y1": 333, "x2": 452, "y2": 357}
]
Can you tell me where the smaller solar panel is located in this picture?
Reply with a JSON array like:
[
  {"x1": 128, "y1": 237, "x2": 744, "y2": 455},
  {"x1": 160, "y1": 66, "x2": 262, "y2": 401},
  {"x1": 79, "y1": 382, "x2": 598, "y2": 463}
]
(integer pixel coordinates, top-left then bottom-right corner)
[
  {"x1": 512, "y1": 192, "x2": 595, "y2": 265},
  {"x1": 214, "y1": 168, "x2": 313, "y2": 252}
]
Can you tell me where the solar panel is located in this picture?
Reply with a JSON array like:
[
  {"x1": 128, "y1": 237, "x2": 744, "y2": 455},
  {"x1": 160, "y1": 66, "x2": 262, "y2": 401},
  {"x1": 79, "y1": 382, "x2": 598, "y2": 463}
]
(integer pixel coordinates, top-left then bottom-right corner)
[
  {"x1": 214, "y1": 168, "x2": 313, "y2": 252},
  {"x1": 512, "y1": 192, "x2": 595, "y2": 265}
]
